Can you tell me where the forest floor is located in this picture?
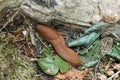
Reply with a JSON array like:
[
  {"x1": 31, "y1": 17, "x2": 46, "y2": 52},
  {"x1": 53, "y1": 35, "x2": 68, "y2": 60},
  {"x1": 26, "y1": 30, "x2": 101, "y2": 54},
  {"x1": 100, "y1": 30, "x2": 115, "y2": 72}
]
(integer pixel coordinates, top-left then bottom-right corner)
[{"x1": 0, "y1": 6, "x2": 120, "y2": 80}]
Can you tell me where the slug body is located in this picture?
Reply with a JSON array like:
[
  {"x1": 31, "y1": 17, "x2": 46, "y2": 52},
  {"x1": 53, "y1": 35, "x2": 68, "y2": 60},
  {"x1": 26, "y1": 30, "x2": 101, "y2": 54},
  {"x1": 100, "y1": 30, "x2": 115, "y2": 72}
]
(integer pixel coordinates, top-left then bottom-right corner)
[{"x1": 36, "y1": 25, "x2": 83, "y2": 66}]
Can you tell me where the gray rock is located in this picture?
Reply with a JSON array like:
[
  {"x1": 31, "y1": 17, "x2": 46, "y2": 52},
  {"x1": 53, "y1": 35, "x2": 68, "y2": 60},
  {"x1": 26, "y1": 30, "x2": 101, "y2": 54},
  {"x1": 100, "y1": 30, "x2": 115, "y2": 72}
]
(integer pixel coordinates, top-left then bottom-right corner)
[{"x1": 1, "y1": 0, "x2": 120, "y2": 26}]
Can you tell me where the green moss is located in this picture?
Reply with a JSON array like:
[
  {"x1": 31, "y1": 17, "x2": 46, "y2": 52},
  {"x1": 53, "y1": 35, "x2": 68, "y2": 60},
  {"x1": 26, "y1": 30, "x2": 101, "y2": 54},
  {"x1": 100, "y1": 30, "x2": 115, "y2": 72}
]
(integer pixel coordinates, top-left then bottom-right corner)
[{"x1": 0, "y1": 33, "x2": 36, "y2": 80}]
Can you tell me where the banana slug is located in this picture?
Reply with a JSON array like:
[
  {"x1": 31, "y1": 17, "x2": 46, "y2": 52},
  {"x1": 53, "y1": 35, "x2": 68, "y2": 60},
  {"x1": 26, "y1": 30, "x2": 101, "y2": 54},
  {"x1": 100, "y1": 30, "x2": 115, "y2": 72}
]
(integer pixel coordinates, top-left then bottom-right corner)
[{"x1": 36, "y1": 25, "x2": 83, "y2": 66}]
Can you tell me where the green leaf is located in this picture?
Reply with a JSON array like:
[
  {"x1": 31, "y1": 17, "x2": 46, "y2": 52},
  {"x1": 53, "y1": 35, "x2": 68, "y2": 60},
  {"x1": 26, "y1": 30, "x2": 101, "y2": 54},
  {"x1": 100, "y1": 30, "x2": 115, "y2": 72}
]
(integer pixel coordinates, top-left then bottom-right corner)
[
  {"x1": 85, "y1": 21, "x2": 109, "y2": 34},
  {"x1": 38, "y1": 55, "x2": 70, "y2": 75},
  {"x1": 53, "y1": 55, "x2": 69, "y2": 73},
  {"x1": 68, "y1": 32, "x2": 99, "y2": 47},
  {"x1": 38, "y1": 56, "x2": 59, "y2": 75},
  {"x1": 108, "y1": 45, "x2": 120, "y2": 60},
  {"x1": 80, "y1": 60, "x2": 98, "y2": 69},
  {"x1": 80, "y1": 41, "x2": 101, "y2": 62},
  {"x1": 79, "y1": 41, "x2": 101, "y2": 69}
]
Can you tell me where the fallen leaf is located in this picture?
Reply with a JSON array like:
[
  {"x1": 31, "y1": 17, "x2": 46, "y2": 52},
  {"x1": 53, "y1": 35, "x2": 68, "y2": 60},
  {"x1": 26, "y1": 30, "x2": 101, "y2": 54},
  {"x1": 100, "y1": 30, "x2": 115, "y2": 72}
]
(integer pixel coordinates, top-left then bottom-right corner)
[
  {"x1": 106, "y1": 69, "x2": 114, "y2": 76},
  {"x1": 68, "y1": 32, "x2": 99, "y2": 47},
  {"x1": 53, "y1": 55, "x2": 70, "y2": 73},
  {"x1": 85, "y1": 21, "x2": 108, "y2": 34},
  {"x1": 112, "y1": 63, "x2": 120, "y2": 70},
  {"x1": 37, "y1": 49, "x2": 70, "y2": 75},
  {"x1": 108, "y1": 45, "x2": 120, "y2": 60},
  {"x1": 98, "y1": 74, "x2": 107, "y2": 80},
  {"x1": 79, "y1": 41, "x2": 101, "y2": 69},
  {"x1": 55, "y1": 68, "x2": 84, "y2": 80},
  {"x1": 38, "y1": 56, "x2": 59, "y2": 75}
]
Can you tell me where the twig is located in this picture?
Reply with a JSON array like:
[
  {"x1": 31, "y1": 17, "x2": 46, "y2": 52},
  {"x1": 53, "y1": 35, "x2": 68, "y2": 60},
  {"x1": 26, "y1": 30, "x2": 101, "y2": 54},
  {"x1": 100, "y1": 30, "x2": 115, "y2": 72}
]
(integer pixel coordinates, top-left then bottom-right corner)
[
  {"x1": 107, "y1": 71, "x2": 120, "y2": 80},
  {"x1": 94, "y1": 39, "x2": 108, "y2": 80},
  {"x1": 111, "y1": 33, "x2": 120, "y2": 41},
  {"x1": 36, "y1": 33, "x2": 51, "y2": 52},
  {"x1": 38, "y1": 36, "x2": 51, "y2": 52},
  {"x1": 0, "y1": 2, "x2": 24, "y2": 32},
  {"x1": 94, "y1": 59, "x2": 101, "y2": 80}
]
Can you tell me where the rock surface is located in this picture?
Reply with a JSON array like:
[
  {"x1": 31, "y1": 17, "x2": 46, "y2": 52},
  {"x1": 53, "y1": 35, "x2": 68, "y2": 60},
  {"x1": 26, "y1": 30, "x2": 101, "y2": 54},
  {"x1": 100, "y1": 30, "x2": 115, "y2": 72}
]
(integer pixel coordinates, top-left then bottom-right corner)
[{"x1": 1, "y1": 0, "x2": 120, "y2": 26}]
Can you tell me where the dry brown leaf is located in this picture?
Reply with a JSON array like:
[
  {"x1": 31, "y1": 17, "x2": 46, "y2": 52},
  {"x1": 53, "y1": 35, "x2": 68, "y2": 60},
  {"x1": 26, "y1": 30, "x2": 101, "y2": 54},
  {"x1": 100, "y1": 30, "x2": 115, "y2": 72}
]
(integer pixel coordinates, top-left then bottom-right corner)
[
  {"x1": 98, "y1": 74, "x2": 107, "y2": 80},
  {"x1": 111, "y1": 63, "x2": 120, "y2": 70},
  {"x1": 104, "y1": 61, "x2": 112, "y2": 71},
  {"x1": 55, "y1": 68, "x2": 84, "y2": 80},
  {"x1": 107, "y1": 70, "x2": 114, "y2": 76}
]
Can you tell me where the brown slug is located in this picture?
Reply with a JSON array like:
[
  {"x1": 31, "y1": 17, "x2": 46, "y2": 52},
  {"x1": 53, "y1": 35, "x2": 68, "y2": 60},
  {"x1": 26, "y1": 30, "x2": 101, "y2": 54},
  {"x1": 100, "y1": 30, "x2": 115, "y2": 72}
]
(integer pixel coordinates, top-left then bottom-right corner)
[{"x1": 36, "y1": 25, "x2": 83, "y2": 66}]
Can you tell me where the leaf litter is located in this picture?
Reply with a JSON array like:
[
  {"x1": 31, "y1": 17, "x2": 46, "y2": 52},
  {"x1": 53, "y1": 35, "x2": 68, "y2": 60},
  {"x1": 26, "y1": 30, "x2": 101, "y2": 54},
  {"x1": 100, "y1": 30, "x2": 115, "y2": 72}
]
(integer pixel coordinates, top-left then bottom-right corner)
[{"x1": 0, "y1": 6, "x2": 120, "y2": 80}]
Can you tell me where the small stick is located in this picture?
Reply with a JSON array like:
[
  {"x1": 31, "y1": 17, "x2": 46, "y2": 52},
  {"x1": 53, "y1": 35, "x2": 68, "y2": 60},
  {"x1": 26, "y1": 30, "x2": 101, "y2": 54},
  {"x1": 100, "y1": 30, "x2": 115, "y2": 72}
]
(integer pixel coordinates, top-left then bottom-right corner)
[
  {"x1": 94, "y1": 39, "x2": 108, "y2": 80},
  {"x1": 94, "y1": 59, "x2": 101, "y2": 80},
  {"x1": 37, "y1": 34, "x2": 51, "y2": 52},
  {"x1": 111, "y1": 33, "x2": 120, "y2": 40}
]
